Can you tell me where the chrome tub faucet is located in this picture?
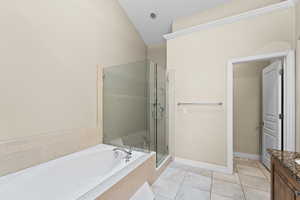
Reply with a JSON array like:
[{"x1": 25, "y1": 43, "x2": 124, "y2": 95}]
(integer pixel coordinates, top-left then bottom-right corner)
[{"x1": 113, "y1": 147, "x2": 132, "y2": 162}]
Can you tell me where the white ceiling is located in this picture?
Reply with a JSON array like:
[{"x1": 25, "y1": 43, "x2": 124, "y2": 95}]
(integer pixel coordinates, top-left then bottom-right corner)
[{"x1": 118, "y1": 0, "x2": 229, "y2": 45}]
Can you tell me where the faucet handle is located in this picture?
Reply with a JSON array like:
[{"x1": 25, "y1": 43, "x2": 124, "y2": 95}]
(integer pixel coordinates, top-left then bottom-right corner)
[{"x1": 128, "y1": 146, "x2": 133, "y2": 154}]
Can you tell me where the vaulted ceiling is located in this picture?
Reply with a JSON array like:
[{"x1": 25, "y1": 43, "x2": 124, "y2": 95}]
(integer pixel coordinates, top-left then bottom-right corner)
[{"x1": 118, "y1": 0, "x2": 229, "y2": 45}]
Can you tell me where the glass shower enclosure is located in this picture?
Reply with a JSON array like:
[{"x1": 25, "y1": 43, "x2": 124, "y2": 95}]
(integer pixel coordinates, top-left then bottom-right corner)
[{"x1": 103, "y1": 60, "x2": 168, "y2": 166}]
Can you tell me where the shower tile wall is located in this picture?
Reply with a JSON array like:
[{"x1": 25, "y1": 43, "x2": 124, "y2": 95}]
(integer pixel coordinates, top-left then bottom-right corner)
[{"x1": 0, "y1": 128, "x2": 100, "y2": 176}]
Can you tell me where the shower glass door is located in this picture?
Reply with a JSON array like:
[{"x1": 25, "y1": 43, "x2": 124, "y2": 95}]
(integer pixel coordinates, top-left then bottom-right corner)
[
  {"x1": 103, "y1": 61, "x2": 150, "y2": 151},
  {"x1": 153, "y1": 64, "x2": 168, "y2": 166},
  {"x1": 103, "y1": 60, "x2": 168, "y2": 166}
]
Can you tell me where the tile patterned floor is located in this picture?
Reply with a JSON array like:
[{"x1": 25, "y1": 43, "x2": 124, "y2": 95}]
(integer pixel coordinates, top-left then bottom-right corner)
[{"x1": 152, "y1": 157, "x2": 271, "y2": 200}]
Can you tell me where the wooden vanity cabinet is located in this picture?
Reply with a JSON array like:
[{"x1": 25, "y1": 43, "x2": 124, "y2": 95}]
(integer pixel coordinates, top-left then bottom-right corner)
[{"x1": 271, "y1": 158, "x2": 300, "y2": 200}]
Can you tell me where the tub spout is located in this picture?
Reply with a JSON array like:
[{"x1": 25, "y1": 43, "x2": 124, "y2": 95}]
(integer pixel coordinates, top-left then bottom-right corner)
[{"x1": 113, "y1": 147, "x2": 132, "y2": 162}]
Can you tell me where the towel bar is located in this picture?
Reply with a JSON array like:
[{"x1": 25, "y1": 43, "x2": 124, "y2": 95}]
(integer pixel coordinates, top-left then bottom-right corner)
[{"x1": 177, "y1": 102, "x2": 223, "y2": 106}]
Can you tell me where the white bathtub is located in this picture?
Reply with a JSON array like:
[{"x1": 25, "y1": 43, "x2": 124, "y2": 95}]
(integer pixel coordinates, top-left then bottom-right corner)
[{"x1": 0, "y1": 144, "x2": 153, "y2": 200}]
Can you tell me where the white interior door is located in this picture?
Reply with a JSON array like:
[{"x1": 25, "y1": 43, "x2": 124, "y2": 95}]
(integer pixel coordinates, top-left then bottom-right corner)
[{"x1": 262, "y1": 60, "x2": 282, "y2": 169}]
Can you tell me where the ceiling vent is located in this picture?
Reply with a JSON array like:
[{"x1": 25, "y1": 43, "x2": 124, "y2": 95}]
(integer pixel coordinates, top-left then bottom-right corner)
[{"x1": 150, "y1": 12, "x2": 157, "y2": 19}]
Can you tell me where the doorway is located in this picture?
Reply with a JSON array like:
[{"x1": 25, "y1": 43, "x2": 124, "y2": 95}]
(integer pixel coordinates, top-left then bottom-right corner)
[
  {"x1": 226, "y1": 50, "x2": 295, "y2": 173},
  {"x1": 233, "y1": 59, "x2": 283, "y2": 170}
]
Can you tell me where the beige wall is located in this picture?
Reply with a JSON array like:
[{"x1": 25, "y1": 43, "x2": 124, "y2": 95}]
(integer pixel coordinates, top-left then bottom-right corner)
[
  {"x1": 233, "y1": 61, "x2": 270, "y2": 155},
  {"x1": 173, "y1": 0, "x2": 284, "y2": 31},
  {"x1": 147, "y1": 43, "x2": 167, "y2": 68},
  {"x1": 0, "y1": 0, "x2": 146, "y2": 175},
  {"x1": 0, "y1": 0, "x2": 146, "y2": 141},
  {"x1": 297, "y1": 2, "x2": 300, "y2": 40},
  {"x1": 167, "y1": 8, "x2": 293, "y2": 166},
  {"x1": 297, "y1": 40, "x2": 300, "y2": 152},
  {"x1": 296, "y1": 2, "x2": 300, "y2": 152}
]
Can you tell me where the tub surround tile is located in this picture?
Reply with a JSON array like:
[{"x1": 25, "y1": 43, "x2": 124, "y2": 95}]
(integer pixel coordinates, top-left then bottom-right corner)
[
  {"x1": 0, "y1": 147, "x2": 43, "y2": 176},
  {"x1": 79, "y1": 128, "x2": 101, "y2": 149},
  {"x1": 97, "y1": 154, "x2": 157, "y2": 200},
  {"x1": 0, "y1": 128, "x2": 100, "y2": 176},
  {"x1": 42, "y1": 132, "x2": 80, "y2": 160}
]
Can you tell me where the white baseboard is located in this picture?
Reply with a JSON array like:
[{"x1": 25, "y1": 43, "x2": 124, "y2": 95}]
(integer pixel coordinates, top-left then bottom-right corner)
[
  {"x1": 234, "y1": 152, "x2": 260, "y2": 160},
  {"x1": 174, "y1": 157, "x2": 232, "y2": 174}
]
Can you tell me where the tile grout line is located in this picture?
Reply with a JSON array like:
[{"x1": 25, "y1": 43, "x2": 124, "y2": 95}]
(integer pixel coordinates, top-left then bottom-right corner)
[
  {"x1": 236, "y1": 163, "x2": 248, "y2": 200},
  {"x1": 236, "y1": 158, "x2": 273, "y2": 199},
  {"x1": 257, "y1": 161, "x2": 272, "y2": 193},
  {"x1": 173, "y1": 169, "x2": 188, "y2": 200},
  {"x1": 167, "y1": 161, "x2": 271, "y2": 200},
  {"x1": 257, "y1": 162, "x2": 271, "y2": 182},
  {"x1": 210, "y1": 172, "x2": 213, "y2": 200}
]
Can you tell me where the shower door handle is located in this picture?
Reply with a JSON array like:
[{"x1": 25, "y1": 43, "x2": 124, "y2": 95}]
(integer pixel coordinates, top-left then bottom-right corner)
[
  {"x1": 152, "y1": 103, "x2": 157, "y2": 119},
  {"x1": 152, "y1": 110, "x2": 156, "y2": 119},
  {"x1": 158, "y1": 104, "x2": 165, "y2": 119},
  {"x1": 159, "y1": 105, "x2": 165, "y2": 113}
]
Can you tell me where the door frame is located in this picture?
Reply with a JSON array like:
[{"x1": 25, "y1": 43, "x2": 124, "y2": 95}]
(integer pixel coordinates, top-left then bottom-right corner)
[{"x1": 226, "y1": 50, "x2": 295, "y2": 173}]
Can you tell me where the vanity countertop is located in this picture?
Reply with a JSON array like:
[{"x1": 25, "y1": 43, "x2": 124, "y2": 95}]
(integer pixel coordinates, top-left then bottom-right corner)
[{"x1": 268, "y1": 149, "x2": 300, "y2": 181}]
